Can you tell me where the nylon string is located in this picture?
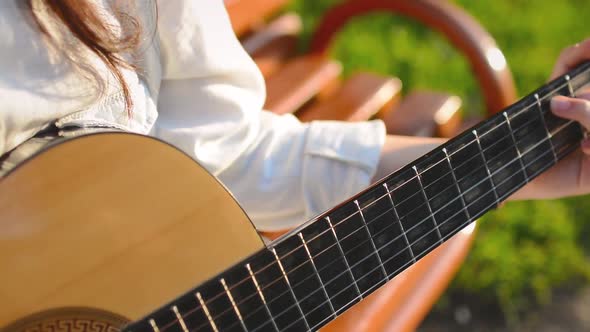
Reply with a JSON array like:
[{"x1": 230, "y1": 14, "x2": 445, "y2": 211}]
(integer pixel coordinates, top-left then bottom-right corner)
[
  {"x1": 153, "y1": 80, "x2": 581, "y2": 332},
  {"x1": 198, "y1": 119, "x2": 579, "y2": 332}
]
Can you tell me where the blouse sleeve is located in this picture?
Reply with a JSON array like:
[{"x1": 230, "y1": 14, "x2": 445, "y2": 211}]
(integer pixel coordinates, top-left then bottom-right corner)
[{"x1": 152, "y1": 0, "x2": 387, "y2": 231}]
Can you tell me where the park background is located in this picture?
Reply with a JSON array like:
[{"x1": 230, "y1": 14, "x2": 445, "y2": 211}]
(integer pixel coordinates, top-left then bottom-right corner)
[{"x1": 287, "y1": 0, "x2": 590, "y2": 330}]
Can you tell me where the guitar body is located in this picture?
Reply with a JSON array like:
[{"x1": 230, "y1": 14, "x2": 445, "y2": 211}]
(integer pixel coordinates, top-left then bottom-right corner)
[{"x1": 0, "y1": 133, "x2": 264, "y2": 331}]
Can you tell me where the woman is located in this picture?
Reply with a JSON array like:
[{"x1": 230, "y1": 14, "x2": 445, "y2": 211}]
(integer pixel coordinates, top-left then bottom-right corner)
[{"x1": 1, "y1": 0, "x2": 589, "y2": 233}]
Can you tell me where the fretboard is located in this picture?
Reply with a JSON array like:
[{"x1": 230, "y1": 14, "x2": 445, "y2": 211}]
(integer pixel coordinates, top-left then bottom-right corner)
[{"x1": 126, "y1": 62, "x2": 590, "y2": 332}]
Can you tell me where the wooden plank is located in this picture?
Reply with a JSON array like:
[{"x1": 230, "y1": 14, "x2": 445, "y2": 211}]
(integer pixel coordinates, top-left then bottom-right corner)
[
  {"x1": 242, "y1": 14, "x2": 302, "y2": 78},
  {"x1": 297, "y1": 72, "x2": 402, "y2": 122},
  {"x1": 380, "y1": 91, "x2": 462, "y2": 137},
  {"x1": 264, "y1": 55, "x2": 342, "y2": 114},
  {"x1": 225, "y1": 0, "x2": 290, "y2": 37}
]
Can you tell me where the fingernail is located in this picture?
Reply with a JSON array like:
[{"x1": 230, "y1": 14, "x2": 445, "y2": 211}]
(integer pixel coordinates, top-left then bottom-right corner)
[{"x1": 551, "y1": 97, "x2": 571, "y2": 113}]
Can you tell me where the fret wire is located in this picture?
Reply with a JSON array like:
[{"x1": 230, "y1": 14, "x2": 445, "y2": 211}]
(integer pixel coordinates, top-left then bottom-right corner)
[
  {"x1": 565, "y1": 75, "x2": 588, "y2": 139},
  {"x1": 369, "y1": 107, "x2": 539, "y2": 230},
  {"x1": 326, "y1": 216, "x2": 362, "y2": 299},
  {"x1": 503, "y1": 112, "x2": 529, "y2": 183},
  {"x1": 221, "y1": 278, "x2": 248, "y2": 331},
  {"x1": 242, "y1": 69, "x2": 581, "y2": 300},
  {"x1": 196, "y1": 292, "x2": 219, "y2": 332},
  {"x1": 154, "y1": 77, "x2": 588, "y2": 332},
  {"x1": 246, "y1": 263, "x2": 279, "y2": 332},
  {"x1": 535, "y1": 93, "x2": 559, "y2": 163},
  {"x1": 566, "y1": 75, "x2": 576, "y2": 97},
  {"x1": 271, "y1": 144, "x2": 504, "y2": 299},
  {"x1": 310, "y1": 258, "x2": 413, "y2": 331},
  {"x1": 370, "y1": 125, "x2": 573, "y2": 272},
  {"x1": 392, "y1": 151, "x2": 487, "y2": 226},
  {"x1": 271, "y1": 247, "x2": 311, "y2": 331},
  {"x1": 298, "y1": 233, "x2": 337, "y2": 317},
  {"x1": 413, "y1": 166, "x2": 443, "y2": 243},
  {"x1": 389, "y1": 81, "x2": 570, "y2": 197},
  {"x1": 240, "y1": 78, "x2": 578, "y2": 288},
  {"x1": 190, "y1": 121, "x2": 580, "y2": 332},
  {"x1": 309, "y1": 244, "x2": 427, "y2": 332},
  {"x1": 171, "y1": 306, "x2": 189, "y2": 332},
  {"x1": 148, "y1": 319, "x2": 160, "y2": 332},
  {"x1": 354, "y1": 200, "x2": 389, "y2": 280},
  {"x1": 387, "y1": 129, "x2": 570, "y2": 270},
  {"x1": 278, "y1": 141, "x2": 571, "y2": 332},
  {"x1": 442, "y1": 148, "x2": 470, "y2": 219},
  {"x1": 308, "y1": 182, "x2": 503, "y2": 332},
  {"x1": 190, "y1": 218, "x2": 370, "y2": 332},
  {"x1": 393, "y1": 133, "x2": 510, "y2": 228},
  {"x1": 299, "y1": 186, "x2": 495, "y2": 332},
  {"x1": 152, "y1": 72, "x2": 588, "y2": 332},
  {"x1": 383, "y1": 183, "x2": 416, "y2": 263},
  {"x1": 323, "y1": 105, "x2": 544, "y2": 246},
  {"x1": 171, "y1": 121, "x2": 584, "y2": 332},
  {"x1": 257, "y1": 121, "x2": 580, "y2": 323},
  {"x1": 264, "y1": 91, "x2": 555, "y2": 271},
  {"x1": 407, "y1": 141, "x2": 564, "y2": 258},
  {"x1": 396, "y1": 100, "x2": 557, "y2": 211},
  {"x1": 265, "y1": 139, "x2": 563, "y2": 332},
  {"x1": 473, "y1": 129, "x2": 500, "y2": 205},
  {"x1": 261, "y1": 77, "x2": 579, "y2": 266},
  {"x1": 183, "y1": 119, "x2": 580, "y2": 332}
]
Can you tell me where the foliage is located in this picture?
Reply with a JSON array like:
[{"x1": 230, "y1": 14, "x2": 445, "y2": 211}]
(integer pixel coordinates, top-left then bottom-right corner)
[
  {"x1": 288, "y1": 0, "x2": 590, "y2": 319},
  {"x1": 462, "y1": 201, "x2": 590, "y2": 320}
]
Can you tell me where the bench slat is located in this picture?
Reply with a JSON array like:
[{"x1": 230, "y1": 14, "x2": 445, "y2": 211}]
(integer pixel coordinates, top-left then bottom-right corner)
[
  {"x1": 297, "y1": 73, "x2": 402, "y2": 122},
  {"x1": 264, "y1": 55, "x2": 342, "y2": 114},
  {"x1": 381, "y1": 91, "x2": 462, "y2": 137}
]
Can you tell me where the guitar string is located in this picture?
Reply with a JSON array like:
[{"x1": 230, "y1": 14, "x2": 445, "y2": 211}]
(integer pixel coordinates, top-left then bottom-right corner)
[
  {"x1": 279, "y1": 137, "x2": 577, "y2": 332},
  {"x1": 257, "y1": 77, "x2": 582, "y2": 281},
  {"x1": 195, "y1": 122, "x2": 584, "y2": 332},
  {"x1": 206, "y1": 76, "x2": 558, "y2": 300},
  {"x1": 134, "y1": 69, "x2": 588, "y2": 332},
  {"x1": 155, "y1": 109, "x2": 551, "y2": 332},
  {"x1": 285, "y1": 139, "x2": 582, "y2": 332},
  {"x1": 151, "y1": 79, "x2": 581, "y2": 332},
  {"x1": 299, "y1": 142, "x2": 573, "y2": 332},
  {"x1": 253, "y1": 77, "x2": 571, "y2": 275},
  {"x1": 203, "y1": 127, "x2": 580, "y2": 332},
  {"x1": 159, "y1": 117, "x2": 580, "y2": 331}
]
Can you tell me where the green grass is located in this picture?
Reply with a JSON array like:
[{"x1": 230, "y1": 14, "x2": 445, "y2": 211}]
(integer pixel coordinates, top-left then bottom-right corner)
[{"x1": 288, "y1": 0, "x2": 590, "y2": 320}]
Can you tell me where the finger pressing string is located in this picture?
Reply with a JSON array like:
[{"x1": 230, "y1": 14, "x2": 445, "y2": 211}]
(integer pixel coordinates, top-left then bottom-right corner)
[
  {"x1": 550, "y1": 38, "x2": 590, "y2": 79},
  {"x1": 551, "y1": 96, "x2": 590, "y2": 129},
  {"x1": 551, "y1": 96, "x2": 571, "y2": 113}
]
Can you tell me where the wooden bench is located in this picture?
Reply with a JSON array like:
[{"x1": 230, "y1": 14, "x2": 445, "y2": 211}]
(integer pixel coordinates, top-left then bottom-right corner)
[{"x1": 225, "y1": 0, "x2": 518, "y2": 330}]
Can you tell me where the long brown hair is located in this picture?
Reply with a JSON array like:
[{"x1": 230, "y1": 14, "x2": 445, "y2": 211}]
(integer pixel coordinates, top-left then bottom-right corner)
[{"x1": 25, "y1": 0, "x2": 142, "y2": 114}]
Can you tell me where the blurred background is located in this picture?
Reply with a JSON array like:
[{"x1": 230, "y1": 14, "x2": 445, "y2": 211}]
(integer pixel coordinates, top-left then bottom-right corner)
[{"x1": 283, "y1": 0, "x2": 590, "y2": 330}]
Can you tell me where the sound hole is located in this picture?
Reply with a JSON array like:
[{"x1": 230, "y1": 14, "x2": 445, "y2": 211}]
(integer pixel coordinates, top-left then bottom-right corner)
[{"x1": 3, "y1": 307, "x2": 130, "y2": 332}]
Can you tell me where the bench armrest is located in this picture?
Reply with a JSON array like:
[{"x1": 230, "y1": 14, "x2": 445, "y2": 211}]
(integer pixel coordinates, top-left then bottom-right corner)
[{"x1": 309, "y1": 0, "x2": 517, "y2": 116}]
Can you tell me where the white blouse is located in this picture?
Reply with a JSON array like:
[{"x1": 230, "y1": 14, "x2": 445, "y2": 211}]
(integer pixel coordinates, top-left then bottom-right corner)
[{"x1": 0, "y1": 0, "x2": 385, "y2": 231}]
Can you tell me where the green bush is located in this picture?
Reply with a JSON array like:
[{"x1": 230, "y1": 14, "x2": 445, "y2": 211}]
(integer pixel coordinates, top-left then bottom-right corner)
[
  {"x1": 288, "y1": 0, "x2": 590, "y2": 319},
  {"x1": 460, "y1": 201, "x2": 590, "y2": 319}
]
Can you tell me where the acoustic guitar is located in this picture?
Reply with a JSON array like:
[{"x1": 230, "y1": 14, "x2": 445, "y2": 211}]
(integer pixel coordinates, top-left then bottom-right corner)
[{"x1": 2, "y1": 62, "x2": 590, "y2": 332}]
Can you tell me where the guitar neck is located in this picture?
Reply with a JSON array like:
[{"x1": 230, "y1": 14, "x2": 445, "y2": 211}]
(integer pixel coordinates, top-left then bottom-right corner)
[{"x1": 127, "y1": 62, "x2": 590, "y2": 332}]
